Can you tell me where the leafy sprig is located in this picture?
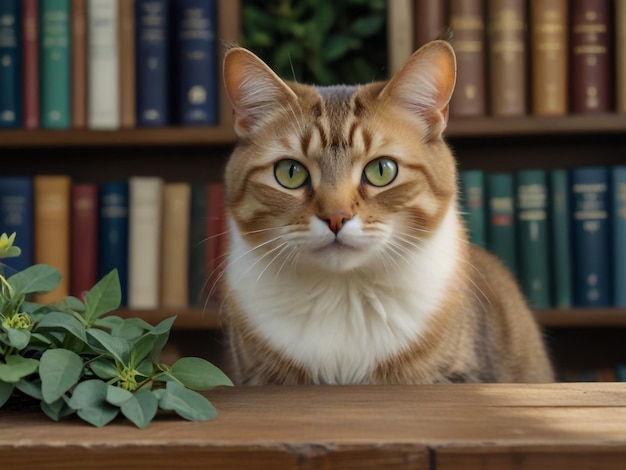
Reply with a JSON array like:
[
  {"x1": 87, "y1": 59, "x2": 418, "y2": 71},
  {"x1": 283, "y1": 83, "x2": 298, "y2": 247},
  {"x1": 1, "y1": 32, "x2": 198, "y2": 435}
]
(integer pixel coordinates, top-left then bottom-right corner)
[{"x1": 0, "y1": 233, "x2": 232, "y2": 428}]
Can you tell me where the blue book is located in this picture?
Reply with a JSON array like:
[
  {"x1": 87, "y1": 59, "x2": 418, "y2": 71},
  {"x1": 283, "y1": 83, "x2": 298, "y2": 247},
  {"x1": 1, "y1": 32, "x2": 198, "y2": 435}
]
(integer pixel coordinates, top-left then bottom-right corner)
[
  {"x1": 173, "y1": 0, "x2": 218, "y2": 125},
  {"x1": 486, "y1": 172, "x2": 516, "y2": 274},
  {"x1": 549, "y1": 169, "x2": 573, "y2": 308},
  {"x1": 570, "y1": 167, "x2": 611, "y2": 307},
  {"x1": 0, "y1": 0, "x2": 22, "y2": 128},
  {"x1": 135, "y1": 0, "x2": 170, "y2": 127},
  {"x1": 98, "y1": 182, "x2": 129, "y2": 306},
  {"x1": 611, "y1": 166, "x2": 626, "y2": 307},
  {"x1": 459, "y1": 170, "x2": 486, "y2": 247},
  {"x1": 0, "y1": 178, "x2": 34, "y2": 274}
]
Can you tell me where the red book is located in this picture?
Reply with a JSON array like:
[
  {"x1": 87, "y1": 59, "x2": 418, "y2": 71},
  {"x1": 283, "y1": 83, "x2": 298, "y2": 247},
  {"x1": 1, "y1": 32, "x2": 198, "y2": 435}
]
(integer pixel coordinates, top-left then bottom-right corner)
[
  {"x1": 205, "y1": 182, "x2": 227, "y2": 302},
  {"x1": 414, "y1": 0, "x2": 446, "y2": 49},
  {"x1": 70, "y1": 183, "x2": 98, "y2": 301},
  {"x1": 22, "y1": 0, "x2": 39, "y2": 129}
]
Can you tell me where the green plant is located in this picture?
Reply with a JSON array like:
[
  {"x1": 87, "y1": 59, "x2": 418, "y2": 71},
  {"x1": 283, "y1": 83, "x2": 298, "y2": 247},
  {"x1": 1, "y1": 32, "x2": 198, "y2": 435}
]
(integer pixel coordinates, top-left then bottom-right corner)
[
  {"x1": 0, "y1": 233, "x2": 232, "y2": 428},
  {"x1": 242, "y1": 0, "x2": 387, "y2": 85}
]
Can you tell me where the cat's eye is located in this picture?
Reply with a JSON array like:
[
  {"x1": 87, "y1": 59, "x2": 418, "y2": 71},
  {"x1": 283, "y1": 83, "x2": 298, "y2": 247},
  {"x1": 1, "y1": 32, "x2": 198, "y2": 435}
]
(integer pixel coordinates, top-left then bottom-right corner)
[
  {"x1": 363, "y1": 158, "x2": 398, "y2": 187},
  {"x1": 274, "y1": 159, "x2": 310, "y2": 189}
]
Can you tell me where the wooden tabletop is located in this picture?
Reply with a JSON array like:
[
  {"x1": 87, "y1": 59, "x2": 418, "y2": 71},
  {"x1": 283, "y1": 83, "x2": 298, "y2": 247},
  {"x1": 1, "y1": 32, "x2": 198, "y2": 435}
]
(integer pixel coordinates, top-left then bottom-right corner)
[{"x1": 2, "y1": 383, "x2": 626, "y2": 469}]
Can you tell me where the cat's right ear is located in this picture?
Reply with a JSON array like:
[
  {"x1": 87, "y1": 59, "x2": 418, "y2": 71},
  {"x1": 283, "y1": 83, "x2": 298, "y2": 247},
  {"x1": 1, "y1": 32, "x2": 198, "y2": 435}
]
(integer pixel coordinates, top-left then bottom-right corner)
[{"x1": 223, "y1": 47, "x2": 298, "y2": 139}]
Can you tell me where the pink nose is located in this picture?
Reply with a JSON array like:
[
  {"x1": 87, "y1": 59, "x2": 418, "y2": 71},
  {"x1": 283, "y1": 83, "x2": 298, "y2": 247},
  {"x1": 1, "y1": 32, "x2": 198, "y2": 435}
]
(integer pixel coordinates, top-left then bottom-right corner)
[{"x1": 319, "y1": 212, "x2": 352, "y2": 234}]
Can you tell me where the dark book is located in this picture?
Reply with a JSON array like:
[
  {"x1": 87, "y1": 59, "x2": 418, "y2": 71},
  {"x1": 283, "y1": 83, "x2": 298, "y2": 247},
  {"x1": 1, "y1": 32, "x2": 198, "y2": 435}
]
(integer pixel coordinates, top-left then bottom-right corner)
[
  {"x1": 570, "y1": 167, "x2": 611, "y2": 307},
  {"x1": 549, "y1": 169, "x2": 573, "y2": 308},
  {"x1": 486, "y1": 173, "x2": 516, "y2": 274},
  {"x1": 205, "y1": 182, "x2": 226, "y2": 302},
  {"x1": 70, "y1": 183, "x2": 98, "y2": 301},
  {"x1": 188, "y1": 182, "x2": 207, "y2": 307},
  {"x1": 414, "y1": 0, "x2": 446, "y2": 49},
  {"x1": 611, "y1": 166, "x2": 626, "y2": 307},
  {"x1": 71, "y1": 0, "x2": 87, "y2": 128},
  {"x1": 119, "y1": 0, "x2": 136, "y2": 128},
  {"x1": 0, "y1": 177, "x2": 34, "y2": 274},
  {"x1": 459, "y1": 170, "x2": 486, "y2": 247},
  {"x1": 23, "y1": 0, "x2": 39, "y2": 129},
  {"x1": 135, "y1": 0, "x2": 170, "y2": 127},
  {"x1": 617, "y1": 0, "x2": 626, "y2": 113},
  {"x1": 173, "y1": 0, "x2": 218, "y2": 125},
  {"x1": 0, "y1": 0, "x2": 22, "y2": 128},
  {"x1": 570, "y1": 0, "x2": 611, "y2": 114}
]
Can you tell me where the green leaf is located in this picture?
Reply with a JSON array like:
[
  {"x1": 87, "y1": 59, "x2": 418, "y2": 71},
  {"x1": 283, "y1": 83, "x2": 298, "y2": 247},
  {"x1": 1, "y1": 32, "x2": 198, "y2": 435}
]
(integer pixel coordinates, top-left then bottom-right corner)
[
  {"x1": 6, "y1": 327, "x2": 31, "y2": 350},
  {"x1": 35, "y1": 311, "x2": 88, "y2": 343},
  {"x1": 89, "y1": 358, "x2": 118, "y2": 380},
  {"x1": 112, "y1": 317, "x2": 153, "y2": 340},
  {"x1": 130, "y1": 333, "x2": 156, "y2": 369},
  {"x1": 39, "y1": 349, "x2": 83, "y2": 403},
  {"x1": 87, "y1": 328, "x2": 130, "y2": 364},
  {"x1": 323, "y1": 34, "x2": 361, "y2": 62},
  {"x1": 93, "y1": 315, "x2": 124, "y2": 331},
  {"x1": 56, "y1": 296, "x2": 86, "y2": 314},
  {"x1": 148, "y1": 317, "x2": 176, "y2": 363},
  {"x1": 106, "y1": 385, "x2": 133, "y2": 406},
  {"x1": 7, "y1": 265, "x2": 61, "y2": 297},
  {"x1": 16, "y1": 378, "x2": 43, "y2": 399},
  {"x1": 121, "y1": 389, "x2": 158, "y2": 429},
  {"x1": 168, "y1": 357, "x2": 233, "y2": 391},
  {"x1": 41, "y1": 398, "x2": 74, "y2": 421},
  {"x1": 68, "y1": 379, "x2": 108, "y2": 409},
  {"x1": 84, "y1": 270, "x2": 122, "y2": 325},
  {"x1": 157, "y1": 381, "x2": 217, "y2": 421},
  {"x1": 0, "y1": 380, "x2": 14, "y2": 407},
  {"x1": 349, "y1": 15, "x2": 385, "y2": 37},
  {"x1": 78, "y1": 403, "x2": 120, "y2": 427},
  {"x1": 0, "y1": 355, "x2": 39, "y2": 383}
]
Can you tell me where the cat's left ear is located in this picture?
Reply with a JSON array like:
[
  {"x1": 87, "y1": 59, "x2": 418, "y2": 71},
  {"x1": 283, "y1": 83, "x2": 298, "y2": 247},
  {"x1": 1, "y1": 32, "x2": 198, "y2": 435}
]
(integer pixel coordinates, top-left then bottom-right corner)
[{"x1": 379, "y1": 40, "x2": 456, "y2": 140}]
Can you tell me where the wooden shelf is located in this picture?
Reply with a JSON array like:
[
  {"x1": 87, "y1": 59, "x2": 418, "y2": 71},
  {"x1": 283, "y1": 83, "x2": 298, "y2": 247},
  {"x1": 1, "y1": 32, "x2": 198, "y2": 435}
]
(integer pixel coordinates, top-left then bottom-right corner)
[
  {"x1": 116, "y1": 306, "x2": 220, "y2": 330},
  {"x1": 535, "y1": 308, "x2": 626, "y2": 328}
]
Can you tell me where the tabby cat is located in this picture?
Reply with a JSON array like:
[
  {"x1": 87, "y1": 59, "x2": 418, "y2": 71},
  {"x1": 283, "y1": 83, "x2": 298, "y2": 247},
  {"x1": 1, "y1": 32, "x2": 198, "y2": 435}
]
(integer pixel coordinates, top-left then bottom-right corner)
[{"x1": 219, "y1": 40, "x2": 554, "y2": 385}]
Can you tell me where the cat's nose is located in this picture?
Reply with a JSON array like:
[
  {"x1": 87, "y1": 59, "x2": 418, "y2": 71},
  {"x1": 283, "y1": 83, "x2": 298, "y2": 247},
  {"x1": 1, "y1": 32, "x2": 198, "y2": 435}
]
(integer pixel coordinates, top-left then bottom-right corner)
[{"x1": 319, "y1": 212, "x2": 352, "y2": 234}]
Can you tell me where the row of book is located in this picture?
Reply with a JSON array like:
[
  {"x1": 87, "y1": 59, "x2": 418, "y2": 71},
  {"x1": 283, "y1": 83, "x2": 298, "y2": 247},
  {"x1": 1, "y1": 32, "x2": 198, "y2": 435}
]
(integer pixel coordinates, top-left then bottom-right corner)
[
  {"x1": 459, "y1": 166, "x2": 626, "y2": 310},
  {"x1": 0, "y1": 176, "x2": 227, "y2": 310},
  {"x1": 390, "y1": 0, "x2": 626, "y2": 117},
  {"x1": 0, "y1": 0, "x2": 218, "y2": 130},
  {"x1": 560, "y1": 365, "x2": 626, "y2": 382}
]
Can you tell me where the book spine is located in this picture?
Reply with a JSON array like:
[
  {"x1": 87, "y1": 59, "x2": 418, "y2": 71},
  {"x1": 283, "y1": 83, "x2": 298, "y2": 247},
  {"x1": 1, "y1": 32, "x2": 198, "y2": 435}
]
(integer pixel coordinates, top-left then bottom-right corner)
[
  {"x1": 0, "y1": 0, "x2": 22, "y2": 128},
  {"x1": 488, "y1": 0, "x2": 527, "y2": 116},
  {"x1": 387, "y1": 0, "x2": 413, "y2": 74},
  {"x1": 174, "y1": 0, "x2": 218, "y2": 125},
  {"x1": 486, "y1": 172, "x2": 516, "y2": 274},
  {"x1": 459, "y1": 170, "x2": 486, "y2": 247},
  {"x1": 135, "y1": 0, "x2": 170, "y2": 127},
  {"x1": 516, "y1": 170, "x2": 551, "y2": 309},
  {"x1": 530, "y1": 0, "x2": 568, "y2": 116},
  {"x1": 0, "y1": 177, "x2": 34, "y2": 274},
  {"x1": 119, "y1": 0, "x2": 136, "y2": 128},
  {"x1": 611, "y1": 166, "x2": 626, "y2": 307},
  {"x1": 70, "y1": 183, "x2": 98, "y2": 300},
  {"x1": 98, "y1": 181, "x2": 129, "y2": 305},
  {"x1": 570, "y1": 0, "x2": 611, "y2": 114},
  {"x1": 205, "y1": 182, "x2": 226, "y2": 302},
  {"x1": 40, "y1": 0, "x2": 71, "y2": 129},
  {"x1": 87, "y1": 0, "x2": 120, "y2": 129},
  {"x1": 449, "y1": 0, "x2": 486, "y2": 116},
  {"x1": 33, "y1": 175, "x2": 71, "y2": 304},
  {"x1": 71, "y1": 0, "x2": 87, "y2": 128},
  {"x1": 23, "y1": 0, "x2": 39, "y2": 129},
  {"x1": 128, "y1": 176, "x2": 163, "y2": 309},
  {"x1": 414, "y1": 0, "x2": 446, "y2": 49},
  {"x1": 617, "y1": 0, "x2": 626, "y2": 113},
  {"x1": 160, "y1": 183, "x2": 191, "y2": 308},
  {"x1": 549, "y1": 169, "x2": 573, "y2": 308},
  {"x1": 188, "y1": 182, "x2": 206, "y2": 307},
  {"x1": 570, "y1": 167, "x2": 611, "y2": 307}
]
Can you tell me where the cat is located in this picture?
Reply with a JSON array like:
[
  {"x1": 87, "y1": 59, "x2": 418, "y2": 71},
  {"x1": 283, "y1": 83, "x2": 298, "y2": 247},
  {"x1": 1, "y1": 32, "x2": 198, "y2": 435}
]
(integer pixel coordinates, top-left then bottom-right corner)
[{"x1": 219, "y1": 40, "x2": 554, "y2": 385}]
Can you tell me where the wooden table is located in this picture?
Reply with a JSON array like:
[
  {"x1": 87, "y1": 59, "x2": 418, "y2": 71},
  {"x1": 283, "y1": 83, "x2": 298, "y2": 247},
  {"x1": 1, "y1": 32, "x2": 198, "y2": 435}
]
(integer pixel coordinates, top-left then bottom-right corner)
[{"x1": 2, "y1": 383, "x2": 626, "y2": 469}]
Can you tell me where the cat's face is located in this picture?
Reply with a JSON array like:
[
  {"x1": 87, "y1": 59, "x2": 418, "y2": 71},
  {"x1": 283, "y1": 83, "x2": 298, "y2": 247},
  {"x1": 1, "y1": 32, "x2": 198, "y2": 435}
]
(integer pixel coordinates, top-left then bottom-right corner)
[{"x1": 223, "y1": 41, "x2": 458, "y2": 273}]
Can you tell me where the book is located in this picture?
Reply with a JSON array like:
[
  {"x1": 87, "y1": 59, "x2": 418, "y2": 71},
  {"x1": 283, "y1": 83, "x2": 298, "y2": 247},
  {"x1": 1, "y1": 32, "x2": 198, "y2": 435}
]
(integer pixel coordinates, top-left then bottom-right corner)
[
  {"x1": 549, "y1": 169, "x2": 573, "y2": 308},
  {"x1": 530, "y1": 0, "x2": 568, "y2": 116},
  {"x1": 71, "y1": 0, "x2": 87, "y2": 128},
  {"x1": 611, "y1": 166, "x2": 626, "y2": 307},
  {"x1": 205, "y1": 182, "x2": 226, "y2": 302},
  {"x1": 87, "y1": 0, "x2": 120, "y2": 129},
  {"x1": 128, "y1": 176, "x2": 163, "y2": 309},
  {"x1": 23, "y1": 0, "x2": 39, "y2": 129},
  {"x1": 486, "y1": 173, "x2": 516, "y2": 274},
  {"x1": 413, "y1": 0, "x2": 446, "y2": 49},
  {"x1": 188, "y1": 182, "x2": 207, "y2": 307},
  {"x1": 0, "y1": 0, "x2": 22, "y2": 128},
  {"x1": 33, "y1": 175, "x2": 71, "y2": 304},
  {"x1": 160, "y1": 183, "x2": 191, "y2": 309},
  {"x1": 570, "y1": 167, "x2": 611, "y2": 307},
  {"x1": 0, "y1": 177, "x2": 34, "y2": 275},
  {"x1": 617, "y1": 0, "x2": 626, "y2": 113},
  {"x1": 516, "y1": 170, "x2": 551, "y2": 309},
  {"x1": 119, "y1": 0, "x2": 136, "y2": 128},
  {"x1": 173, "y1": 0, "x2": 218, "y2": 125},
  {"x1": 98, "y1": 181, "x2": 129, "y2": 306},
  {"x1": 387, "y1": 0, "x2": 413, "y2": 74},
  {"x1": 448, "y1": 0, "x2": 486, "y2": 116},
  {"x1": 135, "y1": 0, "x2": 170, "y2": 127},
  {"x1": 459, "y1": 170, "x2": 486, "y2": 247},
  {"x1": 570, "y1": 0, "x2": 611, "y2": 114},
  {"x1": 487, "y1": 0, "x2": 527, "y2": 116},
  {"x1": 70, "y1": 183, "x2": 98, "y2": 301},
  {"x1": 40, "y1": 0, "x2": 72, "y2": 129}
]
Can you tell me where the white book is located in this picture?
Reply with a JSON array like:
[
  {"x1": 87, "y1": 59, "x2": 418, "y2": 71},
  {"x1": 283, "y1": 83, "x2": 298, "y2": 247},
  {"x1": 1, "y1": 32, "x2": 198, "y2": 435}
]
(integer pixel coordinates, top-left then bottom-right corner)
[
  {"x1": 387, "y1": 0, "x2": 414, "y2": 74},
  {"x1": 128, "y1": 176, "x2": 163, "y2": 309},
  {"x1": 87, "y1": 0, "x2": 120, "y2": 129}
]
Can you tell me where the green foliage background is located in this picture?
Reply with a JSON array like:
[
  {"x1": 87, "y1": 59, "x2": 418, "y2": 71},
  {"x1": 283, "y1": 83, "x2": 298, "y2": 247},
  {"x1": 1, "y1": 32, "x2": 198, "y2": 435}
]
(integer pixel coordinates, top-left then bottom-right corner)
[{"x1": 241, "y1": 0, "x2": 388, "y2": 85}]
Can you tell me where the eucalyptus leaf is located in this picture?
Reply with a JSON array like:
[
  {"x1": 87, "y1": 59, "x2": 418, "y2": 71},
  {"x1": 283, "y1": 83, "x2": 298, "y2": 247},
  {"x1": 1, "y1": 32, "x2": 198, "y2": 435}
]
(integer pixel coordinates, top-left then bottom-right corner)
[
  {"x1": 68, "y1": 379, "x2": 108, "y2": 409},
  {"x1": 84, "y1": 270, "x2": 122, "y2": 325},
  {"x1": 77, "y1": 403, "x2": 120, "y2": 427},
  {"x1": 7, "y1": 265, "x2": 61, "y2": 297},
  {"x1": 56, "y1": 296, "x2": 86, "y2": 314},
  {"x1": 89, "y1": 358, "x2": 119, "y2": 380},
  {"x1": 130, "y1": 334, "x2": 156, "y2": 369},
  {"x1": 121, "y1": 389, "x2": 158, "y2": 429},
  {"x1": 6, "y1": 327, "x2": 31, "y2": 350},
  {"x1": 35, "y1": 311, "x2": 88, "y2": 343},
  {"x1": 147, "y1": 317, "x2": 176, "y2": 363},
  {"x1": 157, "y1": 381, "x2": 217, "y2": 421},
  {"x1": 169, "y1": 357, "x2": 234, "y2": 391},
  {"x1": 0, "y1": 380, "x2": 14, "y2": 407},
  {"x1": 106, "y1": 385, "x2": 134, "y2": 406},
  {"x1": 39, "y1": 349, "x2": 83, "y2": 404},
  {"x1": 113, "y1": 317, "x2": 153, "y2": 340},
  {"x1": 0, "y1": 355, "x2": 39, "y2": 383},
  {"x1": 41, "y1": 397, "x2": 74, "y2": 421},
  {"x1": 93, "y1": 315, "x2": 124, "y2": 331},
  {"x1": 87, "y1": 328, "x2": 130, "y2": 364},
  {"x1": 16, "y1": 378, "x2": 43, "y2": 400}
]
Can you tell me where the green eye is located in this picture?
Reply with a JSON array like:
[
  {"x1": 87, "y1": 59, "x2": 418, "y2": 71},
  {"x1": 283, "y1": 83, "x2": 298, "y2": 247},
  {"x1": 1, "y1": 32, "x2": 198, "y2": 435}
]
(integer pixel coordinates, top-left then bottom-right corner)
[
  {"x1": 363, "y1": 158, "x2": 398, "y2": 187},
  {"x1": 274, "y1": 159, "x2": 309, "y2": 189}
]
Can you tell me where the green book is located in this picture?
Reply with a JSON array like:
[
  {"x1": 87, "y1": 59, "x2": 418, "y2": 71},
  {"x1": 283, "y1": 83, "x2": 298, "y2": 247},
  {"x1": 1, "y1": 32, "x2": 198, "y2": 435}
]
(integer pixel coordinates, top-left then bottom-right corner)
[
  {"x1": 459, "y1": 170, "x2": 486, "y2": 247},
  {"x1": 549, "y1": 169, "x2": 572, "y2": 308},
  {"x1": 516, "y1": 170, "x2": 551, "y2": 309},
  {"x1": 486, "y1": 172, "x2": 516, "y2": 274},
  {"x1": 40, "y1": 0, "x2": 71, "y2": 129}
]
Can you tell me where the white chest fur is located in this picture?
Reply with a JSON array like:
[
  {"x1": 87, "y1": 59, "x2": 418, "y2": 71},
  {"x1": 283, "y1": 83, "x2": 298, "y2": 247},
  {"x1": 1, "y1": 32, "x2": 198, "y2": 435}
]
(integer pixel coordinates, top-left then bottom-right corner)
[{"x1": 225, "y1": 206, "x2": 460, "y2": 384}]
